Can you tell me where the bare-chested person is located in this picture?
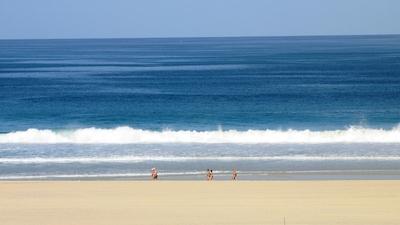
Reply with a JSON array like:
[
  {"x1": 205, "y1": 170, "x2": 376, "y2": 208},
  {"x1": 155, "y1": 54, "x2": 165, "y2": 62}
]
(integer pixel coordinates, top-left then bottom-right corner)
[
  {"x1": 151, "y1": 168, "x2": 158, "y2": 180},
  {"x1": 232, "y1": 169, "x2": 238, "y2": 180}
]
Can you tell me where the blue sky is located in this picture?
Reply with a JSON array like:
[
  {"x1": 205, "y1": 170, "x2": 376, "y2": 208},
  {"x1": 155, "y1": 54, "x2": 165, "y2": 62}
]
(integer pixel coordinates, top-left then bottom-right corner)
[{"x1": 0, "y1": 0, "x2": 399, "y2": 39}]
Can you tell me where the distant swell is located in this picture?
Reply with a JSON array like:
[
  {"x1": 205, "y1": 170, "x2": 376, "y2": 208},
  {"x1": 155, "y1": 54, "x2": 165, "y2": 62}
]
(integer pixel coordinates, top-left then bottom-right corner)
[{"x1": 0, "y1": 126, "x2": 400, "y2": 144}]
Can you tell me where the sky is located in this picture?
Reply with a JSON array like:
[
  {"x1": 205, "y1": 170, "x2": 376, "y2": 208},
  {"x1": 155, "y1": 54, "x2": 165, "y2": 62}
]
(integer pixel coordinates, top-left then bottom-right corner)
[{"x1": 0, "y1": 0, "x2": 399, "y2": 39}]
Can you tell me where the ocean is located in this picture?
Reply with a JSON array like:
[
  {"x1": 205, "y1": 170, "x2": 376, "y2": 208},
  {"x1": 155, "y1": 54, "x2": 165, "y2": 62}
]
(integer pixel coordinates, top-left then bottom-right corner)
[{"x1": 1, "y1": 35, "x2": 400, "y2": 180}]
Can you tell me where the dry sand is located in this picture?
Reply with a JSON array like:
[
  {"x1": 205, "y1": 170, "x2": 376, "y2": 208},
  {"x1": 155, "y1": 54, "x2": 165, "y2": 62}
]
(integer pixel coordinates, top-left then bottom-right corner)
[{"x1": 1, "y1": 181, "x2": 399, "y2": 225}]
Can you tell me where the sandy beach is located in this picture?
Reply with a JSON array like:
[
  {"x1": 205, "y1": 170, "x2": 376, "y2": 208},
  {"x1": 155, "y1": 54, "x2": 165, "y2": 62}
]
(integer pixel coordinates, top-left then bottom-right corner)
[{"x1": 0, "y1": 180, "x2": 399, "y2": 225}]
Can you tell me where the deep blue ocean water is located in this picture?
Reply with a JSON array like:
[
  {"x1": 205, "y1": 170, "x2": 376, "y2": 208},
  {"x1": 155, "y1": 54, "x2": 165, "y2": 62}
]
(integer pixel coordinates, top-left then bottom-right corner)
[{"x1": 0, "y1": 35, "x2": 400, "y2": 180}]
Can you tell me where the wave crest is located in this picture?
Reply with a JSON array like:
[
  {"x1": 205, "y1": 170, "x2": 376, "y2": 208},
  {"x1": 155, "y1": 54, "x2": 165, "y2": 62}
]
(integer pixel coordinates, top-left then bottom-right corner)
[
  {"x1": 0, "y1": 126, "x2": 400, "y2": 144},
  {"x1": 1, "y1": 156, "x2": 400, "y2": 164}
]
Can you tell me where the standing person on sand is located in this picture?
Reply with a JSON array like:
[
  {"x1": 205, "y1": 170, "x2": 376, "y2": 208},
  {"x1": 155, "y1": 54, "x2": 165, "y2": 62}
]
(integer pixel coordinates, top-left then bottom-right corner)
[
  {"x1": 209, "y1": 169, "x2": 214, "y2": 180},
  {"x1": 206, "y1": 169, "x2": 211, "y2": 180},
  {"x1": 151, "y1": 168, "x2": 158, "y2": 180},
  {"x1": 232, "y1": 169, "x2": 238, "y2": 180}
]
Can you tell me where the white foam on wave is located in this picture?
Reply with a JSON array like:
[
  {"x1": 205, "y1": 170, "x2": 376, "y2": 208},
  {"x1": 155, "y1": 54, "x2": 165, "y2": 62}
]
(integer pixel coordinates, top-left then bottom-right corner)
[
  {"x1": 0, "y1": 125, "x2": 399, "y2": 144},
  {"x1": 1, "y1": 156, "x2": 400, "y2": 164}
]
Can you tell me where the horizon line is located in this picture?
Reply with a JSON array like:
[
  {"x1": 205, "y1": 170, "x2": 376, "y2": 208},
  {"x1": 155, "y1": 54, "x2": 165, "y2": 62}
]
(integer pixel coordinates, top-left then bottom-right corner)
[{"x1": 1, "y1": 33, "x2": 399, "y2": 41}]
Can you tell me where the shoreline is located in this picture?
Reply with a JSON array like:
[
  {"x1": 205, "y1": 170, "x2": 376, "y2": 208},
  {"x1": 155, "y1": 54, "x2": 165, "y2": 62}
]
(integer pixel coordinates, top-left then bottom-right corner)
[
  {"x1": 1, "y1": 180, "x2": 399, "y2": 225},
  {"x1": 2, "y1": 169, "x2": 400, "y2": 181}
]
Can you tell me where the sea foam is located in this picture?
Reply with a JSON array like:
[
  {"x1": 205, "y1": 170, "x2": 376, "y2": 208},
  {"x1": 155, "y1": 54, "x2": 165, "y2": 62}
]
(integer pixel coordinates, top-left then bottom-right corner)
[
  {"x1": 0, "y1": 125, "x2": 399, "y2": 144},
  {"x1": 1, "y1": 156, "x2": 400, "y2": 164}
]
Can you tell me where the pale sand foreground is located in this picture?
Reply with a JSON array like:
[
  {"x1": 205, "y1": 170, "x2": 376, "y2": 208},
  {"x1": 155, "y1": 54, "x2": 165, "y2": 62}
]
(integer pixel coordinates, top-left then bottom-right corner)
[{"x1": 1, "y1": 181, "x2": 400, "y2": 225}]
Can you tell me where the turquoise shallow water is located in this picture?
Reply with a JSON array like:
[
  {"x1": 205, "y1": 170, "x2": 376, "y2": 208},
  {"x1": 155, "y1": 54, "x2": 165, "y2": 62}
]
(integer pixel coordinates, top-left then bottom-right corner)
[{"x1": 0, "y1": 35, "x2": 400, "y2": 179}]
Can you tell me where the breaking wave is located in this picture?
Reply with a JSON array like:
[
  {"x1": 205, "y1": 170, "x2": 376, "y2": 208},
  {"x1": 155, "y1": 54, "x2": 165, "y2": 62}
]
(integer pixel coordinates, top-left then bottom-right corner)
[
  {"x1": 1, "y1": 156, "x2": 400, "y2": 164},
  {"x1": 0, "y1": 125, "x2": 399, "y2": 144}
]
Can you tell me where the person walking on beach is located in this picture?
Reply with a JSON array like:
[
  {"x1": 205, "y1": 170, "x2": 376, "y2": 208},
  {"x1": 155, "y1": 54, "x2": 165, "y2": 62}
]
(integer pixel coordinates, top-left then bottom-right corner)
[
  {"x1": 151, "y1": 168, "x2": 158, "y2": 180},
  {"x1": 232, "y1": 168, "x2": 238, "y2": 180},
  {"x1": 206, "y1": 169, "x2": 211, "y2": 180},
  {"x1": 209, "y1": 169, "x2": 214, "y2": 180}
]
